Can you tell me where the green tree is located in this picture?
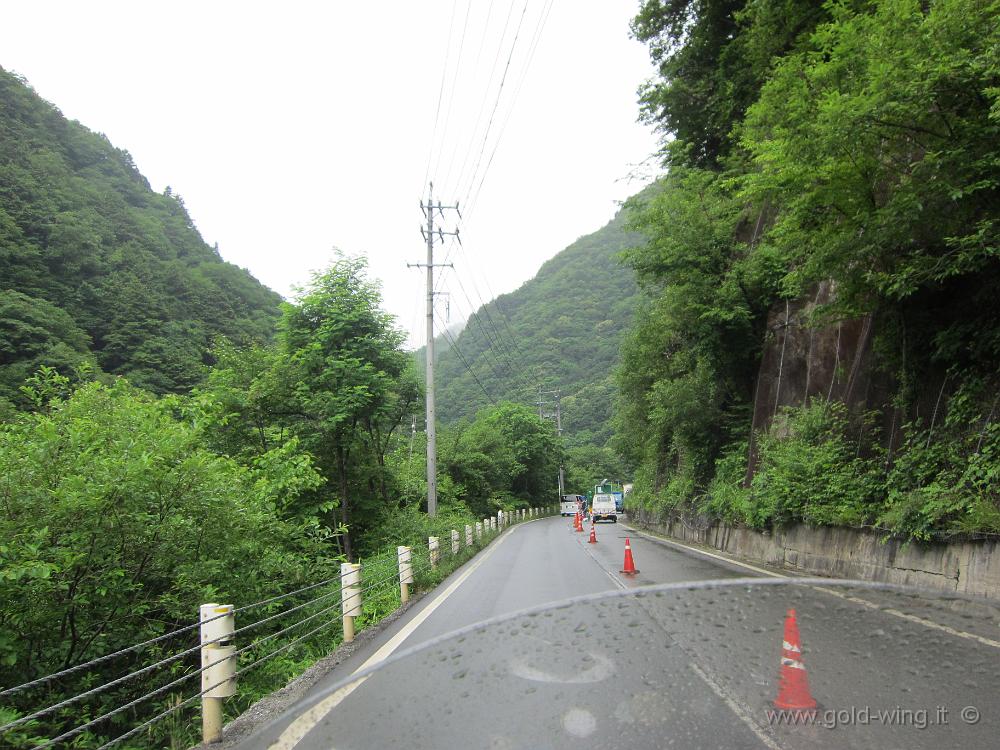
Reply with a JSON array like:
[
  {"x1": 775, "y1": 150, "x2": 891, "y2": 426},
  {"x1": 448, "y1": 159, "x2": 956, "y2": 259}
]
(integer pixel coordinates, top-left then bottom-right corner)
[
  {"x1": 740, "y1": 0, "x2": 1000, "y2": 369},
  {"x1": 615, "y1": 169, "x2": 780, "y2": 507},
  {"x1": 442, "y1": 402, "x2": 563, "y2": 515},
  {"x1": 197, "y1": 256, "x2": 418, "y2": 559},
  {"x1": 631, "y1": 0, "x2": 829, "y2": 167}
]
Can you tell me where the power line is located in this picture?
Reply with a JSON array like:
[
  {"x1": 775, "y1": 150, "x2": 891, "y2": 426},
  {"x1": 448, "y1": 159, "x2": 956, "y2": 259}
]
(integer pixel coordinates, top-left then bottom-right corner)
[
  {"x1": 436, "y1": 320, "x2": 498, "y2": 406},
  {"x1": 440, "y1": 0, "x2": 512, "y2": 198},
  {"x1": 456, "y1": 0, "x2": 531, "y2": 212},
  {"x1": 420, "y1": 0, "x2": 555, "y2": 407},
  {"x1": 423, "y1": 0, "x2": 460, "y2": 190},
  {"x1": 431, "y1": 0, "x2": 475, "y2": 183},
  {"x1": 431, "y1": 0, "x2": 554, "y2": 385},
  {"x1": 449, "y1": 276, "x2": 533, "y2": 391},
  {"x1": 434, "y1": 298, "x2": 509, "y2": 387}
]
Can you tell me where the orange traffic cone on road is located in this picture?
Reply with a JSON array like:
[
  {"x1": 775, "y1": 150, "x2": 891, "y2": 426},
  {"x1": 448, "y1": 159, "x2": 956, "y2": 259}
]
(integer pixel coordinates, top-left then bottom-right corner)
[
  {"x1": 619, "y1": 537, "x2": 639, "y2": 575},
  {"x1": 588, "y1": 522, "x2": 597, "y2": 544},
  {"x1": 774, "y1": 608, "x2": 817, "y2": 712},
  {"x1": 575, "y1": 513, "x2": 584, "y2": 532}
]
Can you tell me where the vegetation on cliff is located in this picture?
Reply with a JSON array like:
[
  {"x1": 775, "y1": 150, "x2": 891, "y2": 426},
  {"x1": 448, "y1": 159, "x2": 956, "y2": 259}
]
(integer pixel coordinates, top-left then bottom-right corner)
[{"x1": 620, "y1": 0, "x2": 1000, "y2": 539}]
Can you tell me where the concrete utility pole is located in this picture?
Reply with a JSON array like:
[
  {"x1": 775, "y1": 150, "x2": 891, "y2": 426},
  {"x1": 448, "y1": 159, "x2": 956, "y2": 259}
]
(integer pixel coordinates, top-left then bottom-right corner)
[
  {"x1": 537, "y1": 388, "x2": 565, "y2": 497},
  {"x1": 408, "y1": 182, "x2": 458, "y2": 517}
]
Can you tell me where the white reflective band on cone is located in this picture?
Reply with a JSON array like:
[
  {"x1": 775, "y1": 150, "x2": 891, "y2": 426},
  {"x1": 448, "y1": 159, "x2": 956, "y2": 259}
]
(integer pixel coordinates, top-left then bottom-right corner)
[{"x1": 781, "y1": 657, "x2": 806, "y2": 670}]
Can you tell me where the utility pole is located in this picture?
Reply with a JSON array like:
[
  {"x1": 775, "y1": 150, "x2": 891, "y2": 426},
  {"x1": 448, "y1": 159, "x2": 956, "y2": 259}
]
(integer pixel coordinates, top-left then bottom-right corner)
[
  {"x1": 536, "y1": 389, "x2": 565, "y2": 497},
  {"x1": 408, "y1": 182, "x2": 458, "y2": 517}
]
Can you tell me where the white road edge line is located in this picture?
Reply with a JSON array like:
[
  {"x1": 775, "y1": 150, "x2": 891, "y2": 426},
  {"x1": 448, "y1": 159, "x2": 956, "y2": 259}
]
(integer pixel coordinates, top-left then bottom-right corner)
[
  {"x1": 621, "y1": 522, "x2": 783, "y2": 578},
  {"x1": 811, "y1": 585, "x2": 1000, "y2": 650},
  {"x1": 268, "y1": 524, "x2": 519, "y2": 750},
  {"x1": 623, "y1": 522, "x2": 1000, "y2": 650},
  {"x1": 689, "y1": 662, "x2": 783, "y2": 750}
]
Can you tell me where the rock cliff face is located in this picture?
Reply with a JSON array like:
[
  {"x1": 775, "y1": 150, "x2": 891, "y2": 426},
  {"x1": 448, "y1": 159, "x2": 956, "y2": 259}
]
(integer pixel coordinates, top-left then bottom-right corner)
[{"x1": 745, "y1": 281, "x2": 899, "y2": 483}]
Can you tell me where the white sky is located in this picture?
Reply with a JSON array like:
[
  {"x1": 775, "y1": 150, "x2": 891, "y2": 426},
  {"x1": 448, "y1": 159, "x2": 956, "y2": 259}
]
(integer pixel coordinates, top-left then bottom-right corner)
[{"x1": 1, "y1": 1, "x2": 661, "y2": 348}]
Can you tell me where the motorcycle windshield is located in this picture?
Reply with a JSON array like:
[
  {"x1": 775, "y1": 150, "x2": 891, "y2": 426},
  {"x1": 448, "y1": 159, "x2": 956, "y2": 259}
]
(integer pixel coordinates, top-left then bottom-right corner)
[{"x1": 262, "y1": 578, "x2": 999, "y2": 750}]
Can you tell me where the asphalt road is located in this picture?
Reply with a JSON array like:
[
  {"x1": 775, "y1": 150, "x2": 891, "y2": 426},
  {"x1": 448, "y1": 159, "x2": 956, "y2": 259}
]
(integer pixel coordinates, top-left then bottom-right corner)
[{"x1": 230, "y1": 515, "x2": 1000, "y2": 750}]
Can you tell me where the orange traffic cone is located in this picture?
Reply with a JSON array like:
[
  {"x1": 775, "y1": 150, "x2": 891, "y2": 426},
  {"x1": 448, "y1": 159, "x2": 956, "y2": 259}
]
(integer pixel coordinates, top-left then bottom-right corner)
[
  {"x1": 619, "y1": 537, "x2": 639, "y2": 575},
  {"x1": 588, "y1": 522, "x2": 597, "y2": 544},
  {"x1": 774, "y1": 608, "x2": 817, "y2": 712},
  {"x1": 575, "y1": 513, "x2": 584, "y2": 532}
]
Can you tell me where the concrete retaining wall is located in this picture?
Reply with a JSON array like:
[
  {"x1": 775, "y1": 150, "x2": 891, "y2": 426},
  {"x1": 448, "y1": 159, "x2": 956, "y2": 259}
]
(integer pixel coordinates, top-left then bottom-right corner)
[{"x1": 633, "y1": 510, "x2": 1000, "y2": 599}]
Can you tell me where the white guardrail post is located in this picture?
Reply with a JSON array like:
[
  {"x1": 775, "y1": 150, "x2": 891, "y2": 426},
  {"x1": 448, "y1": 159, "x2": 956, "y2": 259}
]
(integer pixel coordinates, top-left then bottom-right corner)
[
  {"x1": 398, "y1": 546, "x2": 413, "y2": 604},
  {"x1": 429, "y1": 536, "x2": 439, "y2": 569},
  {"x1": 465, "y1": 524, "x2": 473, "y2": 547},
  {"x1": 475, "y1": 521, "x2": 482, "y2": 541},
  {"x1": 200, "y1": 603, "x2": 236, "y2": 745},
  {"x1": 451, "y1": 529, "x2": 460, "y2": 555},
  {"x1": 341, "y1": 562, "x2": 361, "y2": 642}
]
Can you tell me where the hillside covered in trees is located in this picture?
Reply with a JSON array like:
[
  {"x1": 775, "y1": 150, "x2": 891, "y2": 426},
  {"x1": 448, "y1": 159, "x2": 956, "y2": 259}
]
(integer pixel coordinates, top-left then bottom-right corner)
[
  {"x1": 0, "y1": 66, "x2": 282, "y2": 406},
  {"x1": 618, "y1": 0, "x2": 1000, "y2": 540}
]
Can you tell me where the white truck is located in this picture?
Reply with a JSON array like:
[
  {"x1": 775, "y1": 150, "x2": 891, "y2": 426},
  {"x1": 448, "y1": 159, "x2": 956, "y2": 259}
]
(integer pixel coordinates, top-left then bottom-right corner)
[
  {"x1": 590, "y1": 493, "x2": 618, "y2": 523},
  {"x1": 560, "y1": 494, "x2": 585, "y2": 516}
]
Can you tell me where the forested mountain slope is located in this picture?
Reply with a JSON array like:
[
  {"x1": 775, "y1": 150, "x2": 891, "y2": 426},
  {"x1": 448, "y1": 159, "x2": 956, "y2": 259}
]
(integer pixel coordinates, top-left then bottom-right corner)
[
  {"x1": 0, "y1": 67, "x2": 282, "y2": 404},
  {"x1": 432, "y1": 201, "x2": 643, "y2": 449}
]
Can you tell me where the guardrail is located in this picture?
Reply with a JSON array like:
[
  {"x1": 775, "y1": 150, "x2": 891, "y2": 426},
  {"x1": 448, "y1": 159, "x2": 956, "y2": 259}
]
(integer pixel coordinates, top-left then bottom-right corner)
[{"x1": 0, "y1": 505, "x2": 555, "y2": 748}]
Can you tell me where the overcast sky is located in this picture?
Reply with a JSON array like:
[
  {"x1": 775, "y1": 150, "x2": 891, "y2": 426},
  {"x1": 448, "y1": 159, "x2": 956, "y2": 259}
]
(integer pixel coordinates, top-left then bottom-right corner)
[{"x1": 2, "y1": 1, "x2": 661, "y2": 347}]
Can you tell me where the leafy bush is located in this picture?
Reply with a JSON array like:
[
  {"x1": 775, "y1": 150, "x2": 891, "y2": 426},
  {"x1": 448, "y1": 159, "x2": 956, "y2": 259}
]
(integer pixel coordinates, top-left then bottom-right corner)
[
  {"x1": 749, "y1": 401, "x2": 882, "y2": 528},
  {"x1": 701, "y1": 443, "x2": 753, "y2": 526},
  {"x1": 879, "y1": 380, "x2": 1000, "y2": 540}
]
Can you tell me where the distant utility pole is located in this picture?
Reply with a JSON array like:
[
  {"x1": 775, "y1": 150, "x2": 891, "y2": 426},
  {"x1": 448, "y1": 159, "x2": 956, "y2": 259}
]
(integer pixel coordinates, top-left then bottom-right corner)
[
  {"x1": 537, "y1": 389, "x2": 565, "y2": 497},
  {"x1": 408, "y1": 182, "x2": 459, "y2": 517}
]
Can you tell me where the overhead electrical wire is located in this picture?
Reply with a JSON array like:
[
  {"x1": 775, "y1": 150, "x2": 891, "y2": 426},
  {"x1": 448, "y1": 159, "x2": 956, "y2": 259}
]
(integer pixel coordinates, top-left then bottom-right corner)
[
  {"x1": 454, "y1": 0, "x2": 531, "y2": 213},
  {"x1": 418, "y1": 0, "x2": 558, "y2": 404},
  {"x1": 439, "y1": 0, "x2": 512, "y2": 196},
  {"x1": 435, "y1": 318, "x2": 498, "y2": 406},
  {"x1": 430, "y1": 0, "x2": 475, "y2": 184},
  {"x1": 440, "y1": 273, "x2": 535, "y2": 396},
  {"x1": 423, "y1": 0, "x2": 460, "y2": 191},
  {"x1": 434, "y1": 298, "x2": 508, "y2": 387}
]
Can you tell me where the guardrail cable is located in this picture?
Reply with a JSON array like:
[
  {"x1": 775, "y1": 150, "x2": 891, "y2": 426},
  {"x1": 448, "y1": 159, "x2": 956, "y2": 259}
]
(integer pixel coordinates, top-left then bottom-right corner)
[
  {"x1": 93, "y1": 611, "x2": 347, "y2": 750},
  {"x1": 29, "y1": 592, "x2": 348, "y2": 749},
  {"x1": 0, "y1": 610, "x2": 230, "y2": 698},
  {"x1": 232, "y1": 570, "x2": 347, "y2": 613},
  {"x1": 3, "y1": 522, "x2": 514, "y2": 746},
  {"x1": 0, "y1": 578, "x2": 348, "y2": 734},
  {"x1": 232, "y1": 585, "x2": 340, "y2": 639}
]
